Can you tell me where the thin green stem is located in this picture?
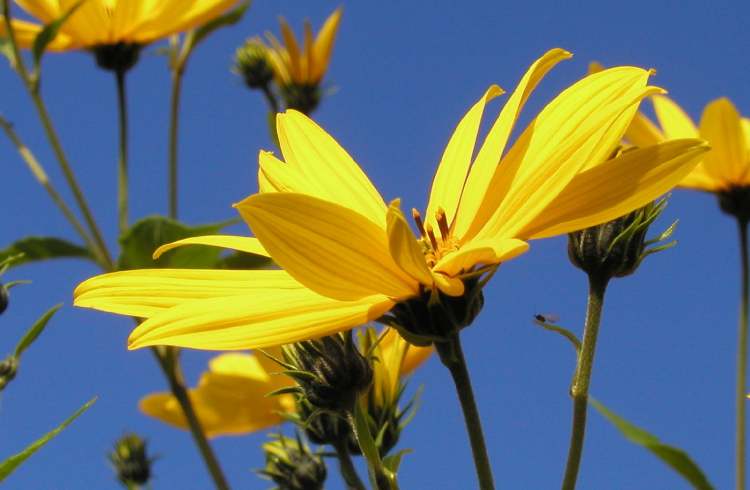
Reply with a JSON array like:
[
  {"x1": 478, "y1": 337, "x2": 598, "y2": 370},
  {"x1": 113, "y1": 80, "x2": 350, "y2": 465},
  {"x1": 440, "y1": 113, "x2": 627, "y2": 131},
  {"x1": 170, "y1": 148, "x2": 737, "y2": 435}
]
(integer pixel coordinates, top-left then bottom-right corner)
[
  {"x1": 346, "y1": 405, "x2": 396, "y2": 490},
  {"x1": 167, "y1": 67, "x2": 183, "y2": 219},
  {"x1": 333, "y1": 439, "x2": 367, "y2": 490},
  {"x1": 152, "y1": 347, "x2": 230, "y2": 490},
  {"x1": 0, "y1": 1, "x2": 113, "y2": 270},
  {"x1": 738, "y1": 218, "x2": 749, "y2": 490},
  {"x1": 115, "y1": 69, "x2": 129, "y2": 235},
  {"x1": 435, "y1": 334, "x2": 495, "y2": 490},
  {"x1": 561, "y1": 274, "x2": 608, "y2": 490}
]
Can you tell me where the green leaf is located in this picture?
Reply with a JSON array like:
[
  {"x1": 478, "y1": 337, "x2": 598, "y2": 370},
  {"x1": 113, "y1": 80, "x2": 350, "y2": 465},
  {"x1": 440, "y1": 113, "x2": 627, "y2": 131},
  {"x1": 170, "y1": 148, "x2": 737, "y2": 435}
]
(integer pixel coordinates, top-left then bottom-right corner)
[
  {"x1": 383, "y1": 448, "x2": 412, "y2": 473},
  {"x1": 14, "y1": 304, "x2": 61, "y2": 358},
  {"x1": 190, "y1": 0, "x2": 251, "y2": 49},
  {"x1": 219, "y1": 251, "x2": 273, "y2": 270},
  {"x1": 0, "y1": 237, "x2": 92, "y2": 268},
  {"x1": 532, "y1": 315, "x2": 581, "y2": 352},
  {"x1": 591, "y1": 398, "x2": 714, "y2": 490},
  {"x1": 31, "y1": 1, "x2": 82, "y2": 67},
  {"x1": 0, "y1": 38, "x2": 15, "y2": 68},
  {"x1": 0, "y1": 397, "x2": 96, "y2": 482},
  {"x1": 117, "y1": 215, "x2": 235, "y2": 270}
]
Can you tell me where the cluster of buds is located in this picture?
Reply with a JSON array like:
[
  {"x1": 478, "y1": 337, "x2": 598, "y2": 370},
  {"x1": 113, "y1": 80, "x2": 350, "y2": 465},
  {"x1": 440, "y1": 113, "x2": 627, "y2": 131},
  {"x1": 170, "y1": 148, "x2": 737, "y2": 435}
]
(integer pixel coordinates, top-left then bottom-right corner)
[
  {"x1": 258, "y1": 433, "x2": 327, "y2": 490},
  {"x1": 108, "y1": 433, "x2": 154, "y2": 488}
]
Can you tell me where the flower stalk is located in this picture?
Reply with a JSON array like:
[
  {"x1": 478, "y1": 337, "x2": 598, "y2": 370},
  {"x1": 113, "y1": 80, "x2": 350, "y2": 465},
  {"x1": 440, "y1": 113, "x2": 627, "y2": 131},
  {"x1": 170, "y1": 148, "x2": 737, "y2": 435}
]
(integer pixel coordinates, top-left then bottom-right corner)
[
  {"x1": 115, "y1": 68, "x2": 129, "y2": 234},
  {"x1": 738, "y1": 218, "x2": 749, "y2": 490},
  {"x1": 332, "y1": 439, "x2": 367, "y2": 490}
]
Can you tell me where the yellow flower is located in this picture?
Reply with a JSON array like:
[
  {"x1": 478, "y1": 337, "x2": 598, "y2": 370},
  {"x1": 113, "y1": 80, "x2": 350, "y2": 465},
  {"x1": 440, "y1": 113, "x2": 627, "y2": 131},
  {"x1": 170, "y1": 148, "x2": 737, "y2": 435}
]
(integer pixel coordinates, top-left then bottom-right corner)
[
  {"x1": 140, "y1": 350, "x2": 294, "y2": 438},
  {"x1": 367, "y1": 328, "x2": 431, "y2": 408},
  {"x1": 263, "y1": 8, "x2": 341, "y2": 87},
  {"x1": 625, "y1": 95, "x2": 748, "y2": 192},
  {"x1": 74, "y1": 48, "x2": 708, "y2": 351},
  {"x1": 1, "y1": 0, "x2": 239, "y2": 51}
]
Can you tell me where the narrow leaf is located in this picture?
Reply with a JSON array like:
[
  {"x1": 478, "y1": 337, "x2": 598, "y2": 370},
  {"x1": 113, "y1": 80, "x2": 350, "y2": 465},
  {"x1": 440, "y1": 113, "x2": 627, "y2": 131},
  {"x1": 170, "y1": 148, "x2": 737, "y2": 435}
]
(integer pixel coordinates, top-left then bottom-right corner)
[
  {"x1": 0, "y1": 397, "x2": 96, "y2": 481},
  {"x1": 591, "y1": 398, "x2": 714, "y2": 490},
  {"x1": 0, "y1": 237, "x2": 92, "y2": 268},
  {"x1": 190, "y1": 0, "x2": 251, "y2": 49},
  {"x1": 533, "y1": 315, "x2": 581, "y2": 352},
  {"x1": 14, "y1": 304, "x2": 61, "y2": 358},
  {"x1": 383, "y1": 448, "x2": 412, "y2": 473},
  {"x1": 31, "y1": 1, "x2": 82, "y2": 66}
]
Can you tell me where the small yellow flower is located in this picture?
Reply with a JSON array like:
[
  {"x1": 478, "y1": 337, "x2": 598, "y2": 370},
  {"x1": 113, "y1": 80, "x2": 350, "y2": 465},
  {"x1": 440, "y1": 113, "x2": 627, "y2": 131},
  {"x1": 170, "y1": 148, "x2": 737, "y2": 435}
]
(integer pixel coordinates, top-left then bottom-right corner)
[
  {"x1": 74, "y1": 49, "x2": 708, "y2": 351},
  {"x1": 140, "y1": 350, "x2": 294, "y2": 438},
  {"x1": 368, "y1": 328, "x2": 431, "y2": 408},
  {"x1": 1, "y1": 0, "x2": 239, "y2": 51},
  {"x1": 263, "y1": 8, "x2": 341, "y2": 87},
  {"x1": 625, "y1": 94, "x2": 748, "y2": 193}
]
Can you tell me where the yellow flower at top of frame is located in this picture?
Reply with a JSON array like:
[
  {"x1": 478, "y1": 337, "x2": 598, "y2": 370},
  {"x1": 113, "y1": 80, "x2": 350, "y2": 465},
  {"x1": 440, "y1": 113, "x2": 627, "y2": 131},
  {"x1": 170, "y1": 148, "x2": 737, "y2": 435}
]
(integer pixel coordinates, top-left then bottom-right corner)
[
  {"x1": 73, "y1": 48, "x2": 709, "y2": 352},
  {"x1": 140, "y1": 349, "x2": 295, "y2": 438},
  {"x1": 1, "y1": 0, "x2": 239, "y2": 51}
]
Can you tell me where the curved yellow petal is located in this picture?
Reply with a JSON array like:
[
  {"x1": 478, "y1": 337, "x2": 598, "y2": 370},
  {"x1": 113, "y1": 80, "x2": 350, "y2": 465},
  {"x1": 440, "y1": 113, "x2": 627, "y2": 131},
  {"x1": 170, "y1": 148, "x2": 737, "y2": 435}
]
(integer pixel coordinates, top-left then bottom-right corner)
[
  {"x1": 152, "y1": 235, "x2": 269, "y2": 260},
  {"x1": 653, "y1": 95, "x2": 699, "y2": 139},
  {"x1": 134, "y1": 0, "x2": 238, "y2": 43},
  {"x1": 74, "y1": 269, "x2": 302, "y2": 318},
  {"x1": 273, "y1": 111, "x2": 387, "y2": 227},
  {"x1": 386, "y1": 199, "x2": 432, "y2": 287},
  {"x1": 434, "y1": 238, "x2": 529, "y2": 277},
  {"x1": 679, "y1": 162, "x2": 722, "y2": 192},
  {"x1": 278, "y1": 16, "x2": 302, "y2": 81},
  {"x1": 236, "y1": 192, "x2": 417, "y2": 301},
  {"x1": 128, "y1": 289, "x2": 395, "y2": 350},
  {"x1": 0, "y1": 18, "x2": 73, "y2": 50},
  {"x1": 425, "y1": 85, "x2": 504, "y2": 230},
  {"x1": 311, "y1": 8, "x2": 342, "y2": 81},
  {"x1": 522, "y1": 139, "x2": 709, "y2": 239},
  {"x1": 624, "y1": 112, "x2": 664, "y2": 147},
  {"x1": 700, "y1": 97, "x2": 748, "y2": 184},
  {"x1": 16, "y1": 0, "x2": 60, "y2": 23},
  {"x1": 454, "y1": 48, "x2": 572, "y2": 238},
  {"x1": 476, "y1": 67, "x2": 660, "y2": 240},
  {"x1": 208, "y1": 352, "x2": 271, "y2": 379}
]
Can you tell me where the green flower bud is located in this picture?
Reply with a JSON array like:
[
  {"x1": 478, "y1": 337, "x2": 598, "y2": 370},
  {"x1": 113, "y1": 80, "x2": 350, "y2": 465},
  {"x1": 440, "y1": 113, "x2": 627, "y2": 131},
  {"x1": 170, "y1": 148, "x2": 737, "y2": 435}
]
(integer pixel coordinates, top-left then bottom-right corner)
[
  {"x1": 234, "y1": 39, "x2": 275, "y2": 89},
  {"x1": 259, "y1": 433, "x2": 327, "y2": 490},
  {"x1": 108, "y1": 433, "x2": 153, "y2": 487},
  {"x1": 0, "y1": 283, "x2": 8, "y2": 315},
  {"x1": 280, "y1": 83, "x2": 322, "y2": 114},
  {"x1": 718, "y1": 186, "x2": 750, "y2": 222},
  {"x1": 568, "y1": 199, "x2": 676, "y2": 281},
  {"x1": 93, "y1": 42, "x2": 142, "y2": 73},
  {"x1": 0, "y1": 356, "x2": 17, "y2": 391},
  {"x1": 294, "y1": 398, "x2": 353, "y2": 449}
]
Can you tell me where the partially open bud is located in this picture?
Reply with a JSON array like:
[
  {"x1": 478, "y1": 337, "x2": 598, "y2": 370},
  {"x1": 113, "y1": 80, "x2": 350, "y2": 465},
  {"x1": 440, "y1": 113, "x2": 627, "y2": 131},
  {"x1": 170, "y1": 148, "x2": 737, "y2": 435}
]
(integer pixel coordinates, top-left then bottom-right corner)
[
  {"x1": 719, "y1": 186, "x2": 750, "y2": 223},
  {"x1": 108, "y1": 433, "x2": 153, "y2": 487},
  {"x1": 568, "y1": 199, "x2": 676, "y2": 281},
  {"x1": 0, "y1": 284, "x2": 8, "y2": 315},
  {"x1": 233, "y1": 38, "x2": 275, "y2": 90},
  {"x1": 93, "y1": 43, "x2": 142, "y2": 73},
  {"x1": 0, "y1": 356, "x2": 17, "y2": 391},
  {"x1": 283, "y1": 331, "x2": 372, "y2": 413},
  {"x1": 259, "y1": 433, "x2": 327, "y2": 490}
]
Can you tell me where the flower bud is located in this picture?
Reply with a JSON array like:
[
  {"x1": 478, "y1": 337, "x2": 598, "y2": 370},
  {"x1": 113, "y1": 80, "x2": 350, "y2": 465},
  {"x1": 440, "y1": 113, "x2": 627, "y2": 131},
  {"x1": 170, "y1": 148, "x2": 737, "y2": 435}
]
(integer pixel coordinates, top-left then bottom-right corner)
[
  {"x1": 0, "y1": 356, "x2": 17, "y2": 391},
  {"x1": 284, "y1": 331, "x2": 373, "y2": 413},
  {"x1": 0, "y1": 283, "x2": 8, "y2": 315},
  {"x1": 294, "y1": 398, "x2": 353, "y2": 448},
  {"x1": 108, "y1": 433, "x2": 153, "y2": 487},
  {"x1": 93, "y1": 42, "x2": 142, "y2": 73},
  {"x1": 719, "y1": 186, "x2": 750, "y2": 223},
  {"x1": 259, "y1": 433, "x2": 327, "y2": 490},
  {"x1": 234, "y1": 38, "x2": 275, "y2": 89}
]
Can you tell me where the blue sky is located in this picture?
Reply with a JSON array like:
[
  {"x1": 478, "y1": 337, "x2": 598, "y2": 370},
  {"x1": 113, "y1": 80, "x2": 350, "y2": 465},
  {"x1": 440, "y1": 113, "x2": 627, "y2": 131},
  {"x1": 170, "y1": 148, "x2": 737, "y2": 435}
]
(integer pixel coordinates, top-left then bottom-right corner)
[{"x1": 2, "y1": 0, "x2": 750, "y2": 488}]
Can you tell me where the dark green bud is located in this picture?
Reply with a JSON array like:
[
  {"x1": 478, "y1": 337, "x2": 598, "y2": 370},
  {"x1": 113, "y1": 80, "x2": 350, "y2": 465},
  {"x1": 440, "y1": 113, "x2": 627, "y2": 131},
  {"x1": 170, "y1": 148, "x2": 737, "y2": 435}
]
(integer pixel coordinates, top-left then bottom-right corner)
[
  {"x1": 568, "y1": 199, "x2": 676, "y2": 281},
  {"x1": 284, "y1": 331, "x2": 372, "y2": 413},
  {"x1": 108, "y1": 433, "x2": 153, "y2": 487},
  {"x1": 280, "y1": 83, "x2": 321, "y2": 115},
  {"x1": 259, "y1": 433, "x2": 327, "y2": 490},
  {"x1": 234, "y1": 39, "x2": 275, "y2": 89},
  {"x1": 294, "y1": 398, "x2": 353, "y2": 449},
  {"x1": 0, "y1": 284, "x2": 8, "y2": 315},
  {"x1": 719, "y1": 186, "x2": 750, "y2": 223},
  {"x1": 93, "y1": 43, "x2": 142, "y2": 73},
  {"x1": 0, "y1": 356, "x2": 17, "y2": 391}
]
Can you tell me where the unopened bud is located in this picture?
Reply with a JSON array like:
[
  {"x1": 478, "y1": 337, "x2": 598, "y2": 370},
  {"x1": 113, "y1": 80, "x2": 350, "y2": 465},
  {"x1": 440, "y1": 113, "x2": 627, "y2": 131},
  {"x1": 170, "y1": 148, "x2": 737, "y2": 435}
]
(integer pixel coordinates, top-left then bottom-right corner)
[
  {"x1": 259, "y1": 433, "x2": 327, "y2": 490},
  {"x1": 0, "y1": 284, "x2": 8, "y2": 315},
  {"x1": 0, "y1": 356, "x2": 17, "y2": 391},
  {"x1": 108, "y1": 433, "x2": 153, "y2": 487},
  {"x1": 234, "y1": 39, "x2": 275, "y2": 89}
]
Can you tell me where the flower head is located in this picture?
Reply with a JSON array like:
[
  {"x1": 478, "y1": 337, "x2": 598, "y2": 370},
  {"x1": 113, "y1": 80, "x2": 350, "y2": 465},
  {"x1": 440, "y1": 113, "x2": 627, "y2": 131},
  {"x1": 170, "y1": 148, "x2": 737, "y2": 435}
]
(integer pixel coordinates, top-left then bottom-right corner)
[{"x1": 140, "y1": 349, "x2": 294, "y2": 438}]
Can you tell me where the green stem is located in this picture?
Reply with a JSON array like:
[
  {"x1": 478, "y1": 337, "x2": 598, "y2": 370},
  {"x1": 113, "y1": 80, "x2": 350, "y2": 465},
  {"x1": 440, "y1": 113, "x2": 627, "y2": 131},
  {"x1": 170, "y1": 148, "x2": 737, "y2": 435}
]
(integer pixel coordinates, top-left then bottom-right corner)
[
  {"x1": 152, "y1": 347, "x2": 230, "y2": 490},
  {"x1": 435, "y1": 334, "x2": 495, "y2": 490},
  {"x1": 115, "y1": 68, "x2": 129, "y2": 235},
  {"x1": 346, "y1": 404, "x2": 396, "y2": 490},
  {"x1": 561, "y1": 274, "x2": 608, "y2": 490},
  {"x1": 167, "y1": 66, "x2": 184, "y2": 219},
  {"x1": 738, "y1": 218, "x2": 749, "y2": 490},
  {"x1": 333, "y1": 439, "x2": 367, "y2": 490}
]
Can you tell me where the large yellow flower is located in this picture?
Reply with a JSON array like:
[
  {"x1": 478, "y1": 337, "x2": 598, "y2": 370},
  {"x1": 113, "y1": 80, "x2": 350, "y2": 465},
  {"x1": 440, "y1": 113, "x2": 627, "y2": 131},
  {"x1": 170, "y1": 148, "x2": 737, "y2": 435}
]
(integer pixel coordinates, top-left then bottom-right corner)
[
  {"x1": 140, "y1": 350, "x2": 294, "y2": 438},
  {"x1": 1, "y1": 0, "x2": 238, "y2": 51},
  {"x1": 625, "y1": 95, "x2": 749, "y2": 192},
  {"x1": 74, "y1": 48, "x2": 708, "y2": 351}
]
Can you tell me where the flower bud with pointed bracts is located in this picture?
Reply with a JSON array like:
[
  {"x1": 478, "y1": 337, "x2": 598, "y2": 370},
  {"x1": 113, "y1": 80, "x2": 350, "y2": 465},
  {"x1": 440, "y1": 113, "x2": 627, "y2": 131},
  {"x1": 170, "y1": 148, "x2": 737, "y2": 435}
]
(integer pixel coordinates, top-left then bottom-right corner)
[
  {"x1": 293, "y1": 397, "x2": 353, "y2": 449},
  {"x1": 233, "y1": 38, "x2": 275, "y2": 90},
  {"x1": 108, "y1": 433, "x2": 154, "y2": 487},
  {"x1": 0, "y1": 356, "x2": 17, "y2": 391},
  {"x1": 93, "y1": 43, "x2": 142, "y2": 73},
  {"x1": 259, "y1": 433, "x2": 327, "y2": 490}
]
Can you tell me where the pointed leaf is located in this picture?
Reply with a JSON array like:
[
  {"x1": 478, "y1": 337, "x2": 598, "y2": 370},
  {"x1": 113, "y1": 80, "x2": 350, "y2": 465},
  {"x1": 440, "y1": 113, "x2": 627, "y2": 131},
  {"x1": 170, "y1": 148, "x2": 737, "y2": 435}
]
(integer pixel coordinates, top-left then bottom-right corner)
[
  {"x1": 533, "y1": 315, "x2": 581, "y2": 352},
  {"x1": 591, "y1": 399, "x2": 714, "y2": 490},
  {"x1": 14, "y1": 304, "x2": 61, "y2": 358},
  {"x1": 31, "y1": 1, "x2": 82, "y2": 67},
  {"x1": 383, "y1": 448, "x2": 412, "y2": 473},
  {"x1": 190, "y1": 0, "x2": 251, "y2": 49},
  {"x1": 0, "y1": 237, "x2": 92, "y2": 268},
  {"x1": 0, "y1": 397, "x2": 96, "y2": 482}
]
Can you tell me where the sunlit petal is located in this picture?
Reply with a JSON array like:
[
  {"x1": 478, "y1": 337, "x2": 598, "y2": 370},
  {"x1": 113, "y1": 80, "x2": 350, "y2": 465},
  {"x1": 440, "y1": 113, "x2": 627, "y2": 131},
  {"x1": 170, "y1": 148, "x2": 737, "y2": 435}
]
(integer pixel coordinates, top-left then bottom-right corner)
[
  {"x1": 434, "y1": 238, "x2": 529, "y2": 277},
  {"x1": 700, "y1": 97, "x2": 748, "y2": 184},
  {"x1": 152, "y1": 235, "x2": 269, "y2": 260}
]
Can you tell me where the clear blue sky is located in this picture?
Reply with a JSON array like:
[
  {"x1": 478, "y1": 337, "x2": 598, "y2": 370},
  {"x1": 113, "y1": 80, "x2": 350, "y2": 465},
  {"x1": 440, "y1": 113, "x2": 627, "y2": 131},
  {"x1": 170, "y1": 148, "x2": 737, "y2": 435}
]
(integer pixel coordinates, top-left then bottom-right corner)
[{"x1": 2, "y1": 0, "x2": 750, "y2": 488}]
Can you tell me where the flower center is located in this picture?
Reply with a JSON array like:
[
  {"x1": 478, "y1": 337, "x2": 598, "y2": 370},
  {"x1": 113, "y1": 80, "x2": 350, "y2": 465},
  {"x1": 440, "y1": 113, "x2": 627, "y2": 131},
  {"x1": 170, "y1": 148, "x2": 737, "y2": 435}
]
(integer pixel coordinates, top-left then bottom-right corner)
[{"x1": 411, "y1": 207, "x2": 459, "y2": 268}]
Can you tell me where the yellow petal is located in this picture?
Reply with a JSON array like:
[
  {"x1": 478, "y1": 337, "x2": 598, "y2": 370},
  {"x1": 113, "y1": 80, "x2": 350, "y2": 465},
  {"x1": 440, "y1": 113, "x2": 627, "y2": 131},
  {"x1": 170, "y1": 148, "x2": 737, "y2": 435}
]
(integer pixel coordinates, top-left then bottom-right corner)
[
  {"x1": 208, "y1": 352, "x2": 271, "y2": 379},
  {"x1": 236, "y1": 192, "x2": 417, "y2": 301},
  {"x1": 74, "y1": 269, "x2": 302, "y2": 318},
  {"x1": 152, "y1": 235, "x2": 269, "y2": 260},
  {"x1": 15, "y1": 0, "x2": 60, "y2": 23},
  {"x1": 700, "y1": 97, "x2": 749, "y2": 184},
  {"x1": 679, "y1": 163, "x2": 722, "y2": 192},
  {"x1": 134, "y1": 0, "x2": 237, "y2": 43},
  {"x1": 278, "y1": 16, "x2": 301, "y2": 81},
  {"x1": 434, "y1": 238, "x2": 529, "y2": 277},
  {"x1": 0, "y1": 18, "x2": 72, "y2": 50},
  {"x1": 128, "y1": 289, "x2": 395, "y2": 350},
  {"x1": 56, "y1": 0, "x2": 109, "y2": 46},
  {"x1": 386, "y1": 199, "x2": 432, "y2": 287},
  {"x1": 653, "y1": 95, "x2": 699, "y2": 139},
  {"x1": 475, "y1": 67, "x2": 660, "y2": 240},
  {"x1": 624, "y1": 112, "x2": 664, "y2": 147},
  {"x1": 454, "y1": 48, "x2": 572, "y2": 238},
  {"x1": 425, "y1": 85, "x2": 504, "y2": 230},
  {"x1": 312, "y1": 8, "x2": 342, "y2": 81},
  {"x1": 272, "y1": 110, "x2": 387, "y2": 228},
  {"x1": 522, "y1": 139, "x2": 709, "y2": 239}
]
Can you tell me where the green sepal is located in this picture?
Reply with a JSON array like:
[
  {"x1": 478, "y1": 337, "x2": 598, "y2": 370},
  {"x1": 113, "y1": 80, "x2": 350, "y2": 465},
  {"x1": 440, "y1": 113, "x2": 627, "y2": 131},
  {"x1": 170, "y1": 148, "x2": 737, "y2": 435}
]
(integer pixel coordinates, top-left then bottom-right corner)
[
  {"x1": 591, "y1": 398, "x2": 714, "y2": 490},
  {"x1": 0, "y1": 397, "x2": 96, "y2": 482},
  {"x1": 0, "y1": 237, "x2": 92, "y2": 269},
  {"x1": 31, "y1": 1, "x2": 83, "y2": 69},
  {"x1": 14, "y1": 303, "x2": 61, "y2": 358}
]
